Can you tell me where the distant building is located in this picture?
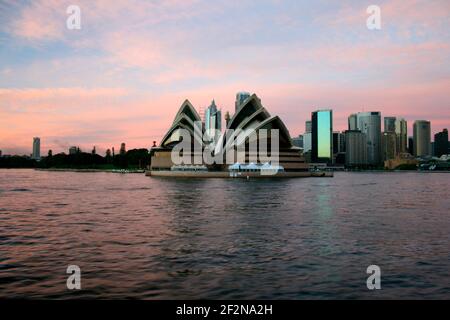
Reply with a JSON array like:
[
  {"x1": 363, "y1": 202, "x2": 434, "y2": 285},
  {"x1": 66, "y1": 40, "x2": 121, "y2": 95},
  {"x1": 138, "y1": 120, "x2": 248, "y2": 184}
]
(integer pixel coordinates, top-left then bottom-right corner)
[
  {"x1": 348, "y1": 114, "x2": 358, "y2": 130},
  {"x1": 303, "y1": 121, "x2": 312, "y2": 153},
  {"x1": 357, "y1": 112, "x2": 382, "y2": 165},
  {"x1": 408, "y1": 136, "x2": 414, "y2": 155},
  {"x1": 434, "y1": 128, "x2": 448, "y2": 157},
  {"x1": 69, "y1": 146, "x2": 78, "y2": 155},
  {"x1": 305, "y1": 120, "x2": 312, "y2": 133},
  {"x1": 333, "y1": 131, "x2": 345, "y2": 154},
  {"x1": 333, "y1": 132, "x2": 346, "y2": 165},
  {"x1": 345, "y1": 130, "x2": 367, "y2": 167},
  {"x1": 120, "y1": 143, "x2": 126, "y2": 155},
  {"x1": 32, "y1": 137, "x2": 41, "y2": 160},
  {"x1": 224, "y1": 111, "x2": 231, "y2": 127},
  {"x1": 204, "y1": 100, "x2": 222, "y2": 146},
  {"x1": 292, "y1": 135, "x2": 303, "y2": 148},
  {"x1": 384, "y1": 117, "x2": 396, "y2": 133},
  {"x1": 312, "y1": 109, "x2": 333, "y2": 163},
  {"x1": 413, "y1": 120, "x2": 431, "y2": 157},
  {"x1": 235, "y1": 92, "x2": 251, "y2": 112},
  {"x1": 395, "y1": 118, "x2": 408, "y2": 154},
  {"x1": 382, "y1": 131, "x2": 397, "y2": 161}
]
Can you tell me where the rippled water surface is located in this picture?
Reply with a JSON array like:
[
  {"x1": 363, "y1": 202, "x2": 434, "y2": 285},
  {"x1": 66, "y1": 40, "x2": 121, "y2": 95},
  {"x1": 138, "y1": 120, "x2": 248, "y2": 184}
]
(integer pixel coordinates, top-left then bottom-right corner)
[{"x1": 0, "y1": 169, "x2": 449, "y2": 299}]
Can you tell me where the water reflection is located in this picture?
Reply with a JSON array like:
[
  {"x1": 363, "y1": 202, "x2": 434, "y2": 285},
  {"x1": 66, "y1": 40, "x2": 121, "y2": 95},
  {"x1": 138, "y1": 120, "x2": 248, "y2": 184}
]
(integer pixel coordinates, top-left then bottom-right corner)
[{"x1": 0, "y1": 170, "x2": 449, "y2": 299}]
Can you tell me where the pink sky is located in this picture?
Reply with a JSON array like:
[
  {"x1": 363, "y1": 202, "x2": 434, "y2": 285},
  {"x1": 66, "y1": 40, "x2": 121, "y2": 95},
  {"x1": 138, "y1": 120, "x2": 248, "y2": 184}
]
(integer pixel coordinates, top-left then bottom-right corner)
[{"x1": 0, "y1": 0, "x2": 449, "y2": 155}]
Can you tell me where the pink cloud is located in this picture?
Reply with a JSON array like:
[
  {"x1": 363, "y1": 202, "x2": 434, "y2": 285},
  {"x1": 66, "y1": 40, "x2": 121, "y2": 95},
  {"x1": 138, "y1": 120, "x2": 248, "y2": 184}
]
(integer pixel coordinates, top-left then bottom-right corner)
[{"x1": 9, "y1": 0, "x2": 66, "y2": 41}]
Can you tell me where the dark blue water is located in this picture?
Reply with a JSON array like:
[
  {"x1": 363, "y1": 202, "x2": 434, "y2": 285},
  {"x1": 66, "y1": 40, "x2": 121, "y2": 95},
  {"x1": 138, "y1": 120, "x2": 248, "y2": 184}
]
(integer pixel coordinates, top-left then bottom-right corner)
[{"x1": 0, "y1": 169, "x2": 449, "y2": 299}]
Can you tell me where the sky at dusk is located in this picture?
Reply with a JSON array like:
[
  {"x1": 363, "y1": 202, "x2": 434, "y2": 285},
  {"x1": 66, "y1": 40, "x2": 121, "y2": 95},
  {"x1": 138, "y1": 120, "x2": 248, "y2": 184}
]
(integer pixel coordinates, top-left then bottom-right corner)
[{"x1": 0, "y1": 0, "x2": 449, "y2": 155}]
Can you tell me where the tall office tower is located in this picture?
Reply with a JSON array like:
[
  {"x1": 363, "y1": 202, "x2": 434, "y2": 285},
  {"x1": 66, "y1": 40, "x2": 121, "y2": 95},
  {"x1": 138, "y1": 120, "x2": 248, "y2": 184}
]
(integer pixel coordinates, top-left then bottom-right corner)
[
  {"x1": 32, "y1": 137, "x2": 41, "y2": 160},
  {"x1": 345, "y1": 130, "x2": 367, "y2": 167},
  {"x1": 204, "y1": 100, "x2": 222, "y2": 146},
  {"x1": 357, "y1": 112, "x2": 382, "y2": 165},
  {"x1": 395, "y1": 118, "x2": 408, "y2": 154},
  {"x1": 311, "y1": 109, "x2": 333, "y2": 163},
  {"x1": 235, "y1": 92, "x2": 251, "y2": 112},
  {"x1": 434, "y1": 128, "x2": 448, "y2": 157},
  {"x1": 384, "y1": 117, "x2": 396, "y2": 133},
  {"x1": 333, "y1": 132, "x2": 345, "y2": 154},
  {"x1": 348, "y1": 114, "x2": 358, "y2": 130},
  {"x1": 303, "y1": 121, "x2": 312, "y2": 153},
  {"x1": 413, "y1": 120, "x2": 431, "y2": 157},
  {"x1": 408, "y1": 136, "x2": 414, "y2": 155},
  {"x1": 382, "y1": 132, "x2": 397, "y2": 161}
]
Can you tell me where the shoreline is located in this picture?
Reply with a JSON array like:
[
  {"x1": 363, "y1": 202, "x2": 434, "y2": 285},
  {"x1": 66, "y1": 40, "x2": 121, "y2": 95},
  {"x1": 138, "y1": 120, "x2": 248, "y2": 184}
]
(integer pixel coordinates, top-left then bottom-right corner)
[
  {"x1": 1, "y1": 168, "x2": 449, "y2": 174},
  {"x1": 34, "y1": 168, "x2": 145, "y2": 173}
]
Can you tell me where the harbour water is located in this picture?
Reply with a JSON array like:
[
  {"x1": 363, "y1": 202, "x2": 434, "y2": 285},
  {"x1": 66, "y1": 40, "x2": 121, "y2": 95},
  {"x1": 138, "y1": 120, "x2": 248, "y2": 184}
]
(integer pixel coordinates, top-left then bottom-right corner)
[{"x1": 0, "y1": 169, "x2": 449, "y2": 299}]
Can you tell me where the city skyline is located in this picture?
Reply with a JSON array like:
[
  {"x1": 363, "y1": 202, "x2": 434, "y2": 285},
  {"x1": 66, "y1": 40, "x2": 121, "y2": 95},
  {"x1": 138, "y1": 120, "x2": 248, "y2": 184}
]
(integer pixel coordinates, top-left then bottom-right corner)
[
  {"x1": 1, "y1": 0, "x2": 449, "y2": 155},
  {"x1": 3, "y1": 101, "x2": 447, "y2": 164}
]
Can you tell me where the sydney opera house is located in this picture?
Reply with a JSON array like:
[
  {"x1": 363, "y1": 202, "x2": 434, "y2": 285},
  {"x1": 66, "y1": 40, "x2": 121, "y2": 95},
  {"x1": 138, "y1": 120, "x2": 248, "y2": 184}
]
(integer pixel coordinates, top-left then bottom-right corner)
[{"x1": 148, "y1": 94, "x2": 327, "y2": 178}]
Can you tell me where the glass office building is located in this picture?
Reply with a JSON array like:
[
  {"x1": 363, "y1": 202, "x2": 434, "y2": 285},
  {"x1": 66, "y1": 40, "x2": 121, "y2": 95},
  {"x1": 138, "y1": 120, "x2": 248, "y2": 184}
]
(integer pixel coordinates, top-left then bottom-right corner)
[{"x1": 312, "y1": 110, "x2": 333, "y2": 163}]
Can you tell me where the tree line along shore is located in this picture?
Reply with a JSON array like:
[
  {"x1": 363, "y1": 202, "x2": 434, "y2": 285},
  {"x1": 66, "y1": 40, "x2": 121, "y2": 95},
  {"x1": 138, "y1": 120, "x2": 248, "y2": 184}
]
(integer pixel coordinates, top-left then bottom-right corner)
[{"x1": 0, "y1": 148, "x2": 150, "y2": 170}]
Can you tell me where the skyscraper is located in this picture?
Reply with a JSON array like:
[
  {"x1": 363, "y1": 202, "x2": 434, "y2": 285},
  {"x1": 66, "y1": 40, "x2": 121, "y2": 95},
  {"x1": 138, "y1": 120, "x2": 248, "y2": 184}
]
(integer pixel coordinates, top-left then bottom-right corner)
[
  {"x1": 357, "y1": 112, "x2": 382, "y2": 165},
  {"x1": 235, "y1": 92, "x2": 251, "y2": 112},
  {"x1": 312, "y1": 109, "x2": 333, "y2": 163},
  {"x1": 382, "y1": 131, "x2": 397, "y2": 161},
  {"x1": 384, "y1": 117, "x2": 396, "y2": 133},
  {"x1": 345, "y1": 130, "x2": 367, "y2": 167},
  {"x1": 408, "y1": 136, "x2": 414, "y2": 155},
  {"x1": 32, "y1": 137, "x2": 41, "y2": 160},
  {"x1": 434, "y1": 128, "x2": 448, "y2": 157},
  {"x1": 413, "y1": 120, "x2": 431, "y2": 157},
  {"x1": 348, "y1": 114, "x2": 358, "y2": 130},
  {"x1": 395, "y1": 118, "x2": 408, "y2": 154},
  {"x1": 204, "y1": 100, "x2": 222, "y2": 146},
  {"x1": 333, "y1": 132, "x2": 345, "y2": 154}
]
